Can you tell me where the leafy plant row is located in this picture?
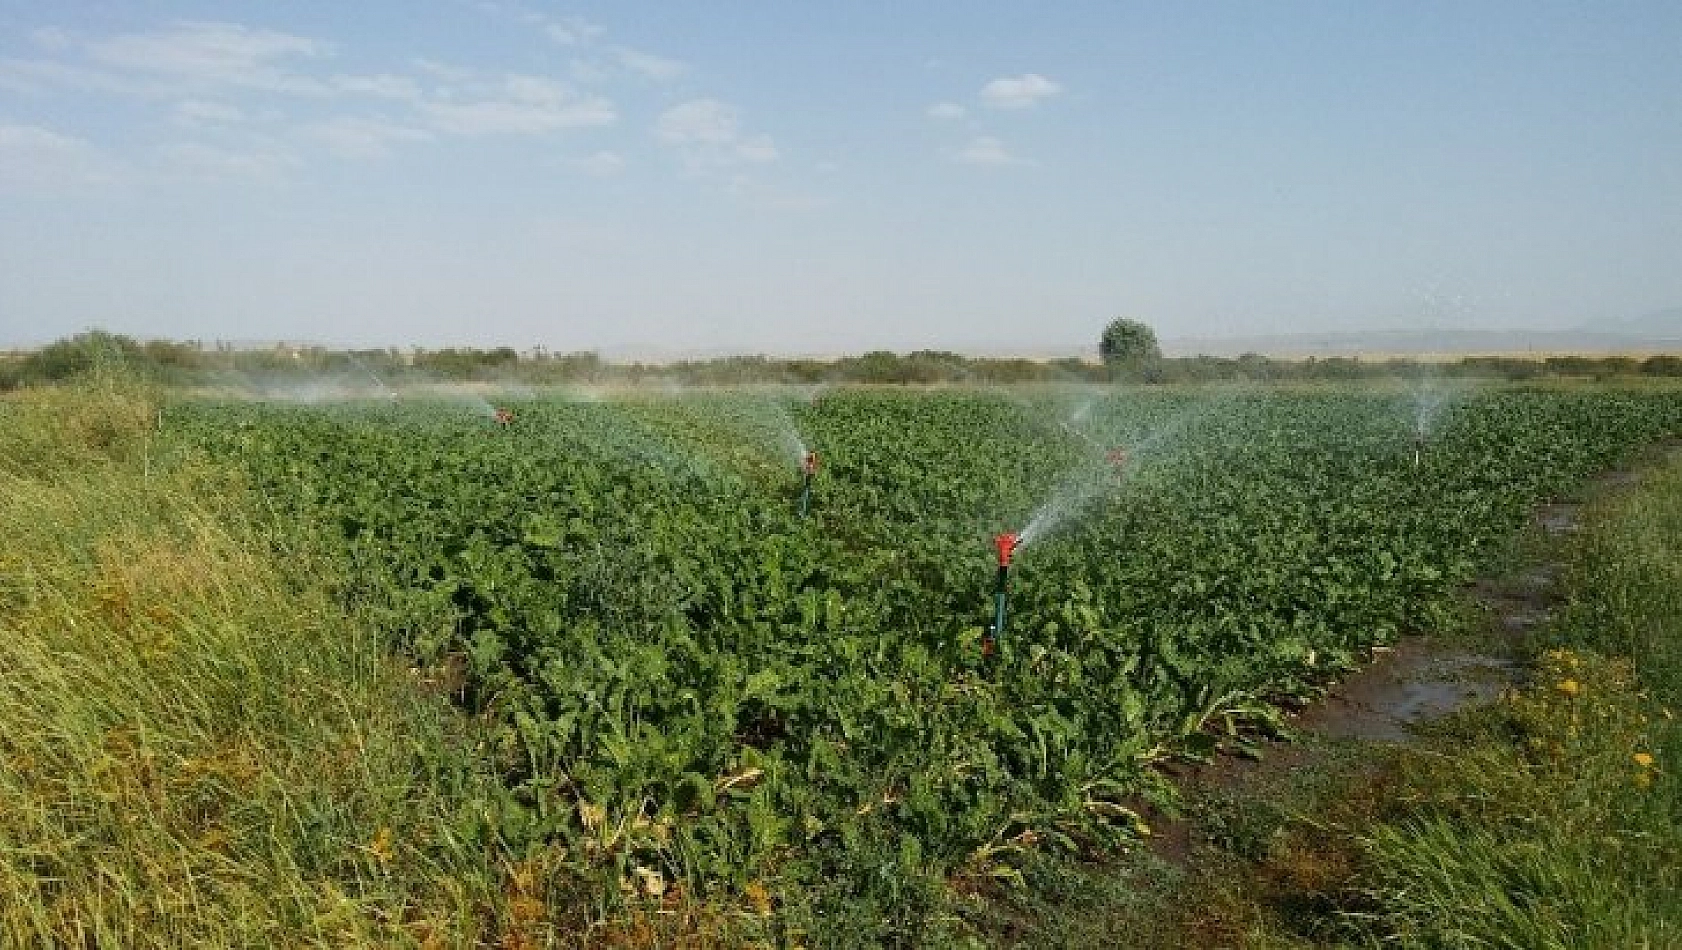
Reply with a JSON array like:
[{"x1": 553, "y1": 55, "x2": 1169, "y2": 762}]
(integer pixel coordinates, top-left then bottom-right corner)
[{"x1": 169, "y1": 386, "x2": 1682, "y2": 933}]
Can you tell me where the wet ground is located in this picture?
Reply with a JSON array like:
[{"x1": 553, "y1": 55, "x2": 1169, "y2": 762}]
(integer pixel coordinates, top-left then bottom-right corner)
[{"x1": 1295, "y1": 644, "x2": 1514, "y2": 743}]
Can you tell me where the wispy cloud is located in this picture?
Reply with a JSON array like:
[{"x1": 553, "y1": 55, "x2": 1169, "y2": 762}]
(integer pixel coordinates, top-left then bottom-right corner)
[
  {"x1": 0, "y1": 123, "x2": 118, "y2": 186},
  {"x1": 543, "y1": 18, "x2": 605, "y2": 45},
  {"x1": 332, "y1": 72, "x2": 421, "y2": 101},
  {"x1": 656, "y1": 98, "x2": 779, "y2": 168},
  {"x1": 926, "y1": 101, "x2": 966, "y2": 120},
  {"x1": 157, "y1": 141, "x2": 297, "y2": 180},
  {"x1": 173, "y1": 99, "x2": 245, "y2": 125},
  {"x1": 302, "y1": 116, "x2": 431, "y2": 158},
  {"x1": 615, "y1": 47, "x2": 685, "y2": 80},
  {"x1": 86, "y1": 21, "x2": 333, "y2": 95},
  {"x1": 4, "y1": 15, "x2": 695, "y2": 178},
  {"x1": 421, "y1": 73, "x2": 615, "y2": 135},
  {"x1": 423, "y1": 96, "x2": 615, "y2": 135},
  {"x1": 0, "y1": 56, "x2": 139, "y2": 96},
  {"x1": 569, "y1": 150, "x2": 625, "y2": 176},
  {"x1": 951, "y1": 135, "x2": 1030, "y2": 166},
  {"x1": 981, "y1": 73, "x2": 1061, "y2": 110}
]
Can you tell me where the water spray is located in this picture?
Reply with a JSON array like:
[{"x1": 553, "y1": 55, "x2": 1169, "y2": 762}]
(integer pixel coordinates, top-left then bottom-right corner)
[
  {"x1": 986, "y1": 532, "x2": 1019, "y2": 656},
  {"x1": 798, "y1": 450, "x2": 819, "y2": 517},
  {"x1": 346, "y1": 353, "x2": 399, "y2": 400}
]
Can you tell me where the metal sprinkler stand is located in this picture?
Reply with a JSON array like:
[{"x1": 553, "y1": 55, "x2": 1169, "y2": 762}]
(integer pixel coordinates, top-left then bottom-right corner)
[
  {"x1": 1413, "y1": 431, "x2": 1425, "y2": 468},
  {"x1": 987, "y1": 532, "x2": 1019, "y2": 657},
  {"x1": 799, "y1": 450, "x2": 819, "y2": 517}
]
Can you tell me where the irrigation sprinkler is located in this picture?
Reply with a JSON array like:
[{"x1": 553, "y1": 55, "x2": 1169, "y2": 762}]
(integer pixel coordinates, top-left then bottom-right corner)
[
  {"x1": 986, "y1": 532, "x2": 1019, "y2": 656},
  {"x1": 1106, "y1": 446, "x2": 1129, "y2": 475},
  {"x1": 494, "y1": 407, "x2": 515, "y2": 427},
  {"x1": 799, "y1": 450, "x2": 819, "y2": 517}
]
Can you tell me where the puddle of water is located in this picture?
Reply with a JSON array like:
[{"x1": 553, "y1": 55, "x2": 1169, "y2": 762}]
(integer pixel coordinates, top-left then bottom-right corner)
[
  {"x1": 1296, "y1": 645, "x2": 1515, "y2": 743},
  {"x1": 1536, "y1": 505, "x2": 1582, "y2": 534}
]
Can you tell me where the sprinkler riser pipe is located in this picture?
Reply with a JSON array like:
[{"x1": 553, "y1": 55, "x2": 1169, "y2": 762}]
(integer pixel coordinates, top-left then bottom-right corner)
[
  {"x1": 799, "y1": 473, "x2": 813, "y2": 517},
  {"x1": 991, "y1": 564, "x2": 1010, "y2": 644}
]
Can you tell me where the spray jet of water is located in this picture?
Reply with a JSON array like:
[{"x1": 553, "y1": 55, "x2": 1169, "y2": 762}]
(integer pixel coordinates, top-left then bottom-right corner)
[
  {"x1": 1403, "y1": 371, "x2": 1476, "y2": 467},
  {"x1": 1015, "y1": 382, "x2": 1259, "y2": 549},
  {"x1": 344, "y1": 352, "x2": 399, "y2": 400}
]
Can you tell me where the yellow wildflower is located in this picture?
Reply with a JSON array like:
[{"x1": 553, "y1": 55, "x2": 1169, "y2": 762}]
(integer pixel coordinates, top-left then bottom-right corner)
[
  {"x1": 370, "y1": 826, "x2": 395, "y2": 865},
  {"x1": 1556, "y1": 679, "x2": 1581, "y2": 697},
  {"x1": 1634, "y1": 752, "x2": 1655, "y2": 769}
]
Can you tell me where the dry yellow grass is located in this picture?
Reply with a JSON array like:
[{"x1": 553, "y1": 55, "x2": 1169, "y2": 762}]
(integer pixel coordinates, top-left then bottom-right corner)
[{"x1": 0, "y1": 380, "x2": 522, "y2": 947}]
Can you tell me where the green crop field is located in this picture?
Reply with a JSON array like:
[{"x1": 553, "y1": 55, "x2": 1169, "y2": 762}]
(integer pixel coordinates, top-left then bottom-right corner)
[{"x1": 149, "y1": 384, "x2": 1682, "y2": 938}]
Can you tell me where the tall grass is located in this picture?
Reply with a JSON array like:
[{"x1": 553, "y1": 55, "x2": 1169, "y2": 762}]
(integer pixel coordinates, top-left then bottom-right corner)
[
  {"x1": 1549, "y1": 451, "x2": 1682, "y2": 704},
  {"x1": 0, "y1": 381, "x2": 532, "y2": 946}
]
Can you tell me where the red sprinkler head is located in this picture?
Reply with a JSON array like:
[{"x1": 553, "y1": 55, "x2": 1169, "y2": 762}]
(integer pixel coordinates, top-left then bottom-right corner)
[
  {"x1": 494, "y1": 407, "x2": 514, "y2": 426},
  {"x1": 1106, "y1": 447, "x2": 1129, "y2": 471},
  {"x1": 802, "y1": 450, "x2": 819, "y2": 476},
  {"x1": 995, "y1": 532, "x2": 1019, "y2": 568}
]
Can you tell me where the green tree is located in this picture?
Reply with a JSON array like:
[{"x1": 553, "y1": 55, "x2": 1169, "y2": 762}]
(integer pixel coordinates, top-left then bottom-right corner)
[{"x1": 1099, "y1": 318, "x2": 1161, "y2": 366}]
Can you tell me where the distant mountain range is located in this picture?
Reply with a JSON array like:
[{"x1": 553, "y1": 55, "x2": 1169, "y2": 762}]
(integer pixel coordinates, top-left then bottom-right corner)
[{"x1": 1164, "y1": 308, "x2": 1682, "y2": 359}]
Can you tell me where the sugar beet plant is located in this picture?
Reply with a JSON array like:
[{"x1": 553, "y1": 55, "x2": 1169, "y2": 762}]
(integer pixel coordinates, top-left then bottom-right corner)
[{"x1": 171, "y1": 387, "x2": 1682, "y2": 933}]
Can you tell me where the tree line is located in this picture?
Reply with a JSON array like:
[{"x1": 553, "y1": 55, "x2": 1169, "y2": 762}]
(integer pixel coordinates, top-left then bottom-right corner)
[{"x1": 4, "y1": 329, "x2": 1681, "y2": 392}]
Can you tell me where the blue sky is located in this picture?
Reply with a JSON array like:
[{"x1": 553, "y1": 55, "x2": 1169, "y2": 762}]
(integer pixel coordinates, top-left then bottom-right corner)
[{"x1": 0, "y1": 1, "x2": 1677, "y2": 352}]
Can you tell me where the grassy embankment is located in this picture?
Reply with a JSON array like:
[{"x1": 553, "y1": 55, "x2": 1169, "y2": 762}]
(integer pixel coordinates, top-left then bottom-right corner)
[{"x1": 0, "y1": 380, "x2": 564, "y2": 947}]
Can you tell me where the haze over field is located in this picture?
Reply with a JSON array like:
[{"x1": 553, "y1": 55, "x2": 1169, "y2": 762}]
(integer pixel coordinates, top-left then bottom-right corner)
[{"x1": 1, "y1": 2, "x2": 1678, "y2": 352}]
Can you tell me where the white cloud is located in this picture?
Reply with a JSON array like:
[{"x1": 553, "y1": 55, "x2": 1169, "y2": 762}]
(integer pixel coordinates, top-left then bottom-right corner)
[
  {"x1": 951, "y1": 135, "x2": 1030, "y2": 166},
  {"x1": 927, "y1": 101, "x2": 966, "y2": 120},
  {"x1": 656, "y1": 99, "x2": 779, "y2": 169},
  {"x1": 503, "y1": 74, "x2": 573, "y2": 104},
  {"x1": 303, "y1": 116, "x2": 431, "y2": 158},
  {"x1": 734, "y1": 134, "x2": 780, "y2": 163},
  {"x1": 422, "y1": 94, "x2": 615, "y2": 135},
  {"x1": 333, "y1": 72, "x2": 421, "y2": 101},
  {"x1": 0, "y1": 123, "x2": 117, "y2": 186},
  {"x1": 570, "y1": 59, "x2": 610, "y2": 83},
  {"x1": 158, "y1": 141, "x2": 297, "y2": 180},
  {"x1": 537, "y1": 15, "x2": 606, "y2": 46},
  {"x1": 87, "y1": 21, "x2": 331, "y2": 95},
  {"x1": 570, "y1": 150, "x2": 625, "y2": 176},
  {"x1": 173, "y1": 99, "x2": 245, "y2": 125},
  {"x1": 0, "y1": 56, "x2": 140, "y2": 96},
  {"x1": 981, "y1": 73, "x2": 1061, "y2": 110},
  {"x1": 615, "y1": 47, "x2": 685, "y2": 80},
  {"x1": 656, "y1": 98, "x2": 739, "y2": 145},
  {"x1": 413, "y1": 58, "x2": 476, "y2": 83}
]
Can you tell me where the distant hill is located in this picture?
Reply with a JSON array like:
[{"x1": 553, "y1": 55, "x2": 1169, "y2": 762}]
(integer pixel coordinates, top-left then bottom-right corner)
[
  {"x1": 1582, "y1": 307, "x2": 1682, "y2": 340},
  {"x1": 1166, "y1": 308, "x2": 1682, "y2": 358}
]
